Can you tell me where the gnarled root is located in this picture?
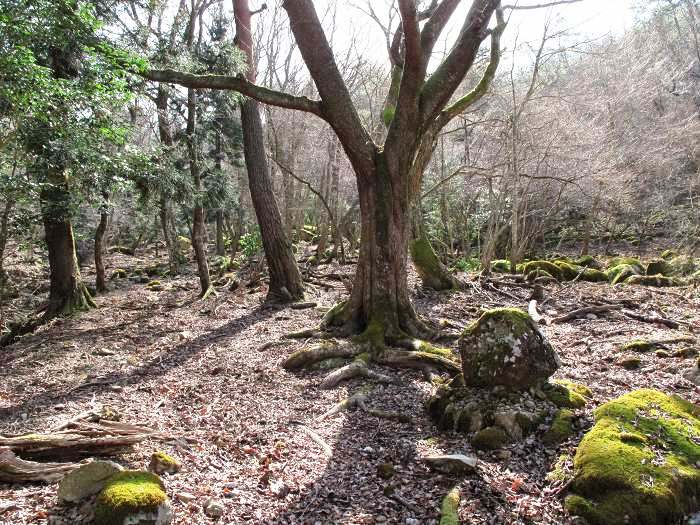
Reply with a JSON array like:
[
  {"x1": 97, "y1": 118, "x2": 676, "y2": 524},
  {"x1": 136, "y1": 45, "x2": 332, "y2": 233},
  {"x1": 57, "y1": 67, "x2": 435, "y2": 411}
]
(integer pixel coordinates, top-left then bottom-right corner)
[
  {"x1": 316, "y1": 390, "x2": 410, "y2": 423},
  {"x1": 282, "y1": 341, "x2": 360, "y2": 370},
  {"x1": 319, "y1": 355, "x2": 393, "y2": 389}
]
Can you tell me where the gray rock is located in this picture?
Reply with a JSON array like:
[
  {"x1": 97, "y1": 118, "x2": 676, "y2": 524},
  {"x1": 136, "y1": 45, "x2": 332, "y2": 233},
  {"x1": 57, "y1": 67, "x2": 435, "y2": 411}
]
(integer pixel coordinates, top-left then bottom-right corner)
[
  {"x1": 494, "y1": 411, "x2": 522, "y2": 440},
  {"x1": 176, "y1": 492, "x2": 196, "y2": 503},
  {"x1": 423, "y1": 454, "x2": 477, "y2": 475},
  {"x1": 682, "y1": 365, "x2": 700, "y2": 385},
  {"x1": 459, "y1": 308, "x2": 560, "y2": 389},
  {"x1": 121, "y1": 501, "x2": 172, "y2": 525},
  {"x1": 203, "y1": 498, "x2": 225, "y2": 519},
  {"x1": 58, "y1": 461, "x2": 123, "y2": 503}
]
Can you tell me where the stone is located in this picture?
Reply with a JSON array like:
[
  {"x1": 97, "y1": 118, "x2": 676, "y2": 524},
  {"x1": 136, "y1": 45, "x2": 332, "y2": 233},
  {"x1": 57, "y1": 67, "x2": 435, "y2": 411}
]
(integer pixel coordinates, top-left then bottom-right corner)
[
  {"x1": 565, "y1": 389, "x2": 700, "y2": 525},
  {"x1": 175, "y1": 492, "x2": 196, "y2": 503},
  {"x1": 682, "y1": 364, "x2": 700, "y2": 386},
  {"x1": 494, "y1": 411, "x2": 522, "y2": 440},
  {"x1": 423, "y1": 454, "x2": 477, "y2": 475},
  {"x1": 459, "y1": 308, "x2": 560, "y2": 390},
  {"x1": 94, "y1": 470, "x2": 172, "y2": 525},
  {"x1": 203, "y1": 498, "x2": 225, "y2": 519},
  {"x1": 376, "y1": 463, "x2": 395, "y2": 479},
  {"x1": 471, "y1": 426, "x2": 509, "y2": 450},
  {"x1": 149, "y1": 452, "x2": 181, "y2": 475},
  {"x1": 58, "y1": 461, "x2": 123, "y2": 503},
  {"x1": 616, "y1": 356, "x2": 641, "y2": 370}
]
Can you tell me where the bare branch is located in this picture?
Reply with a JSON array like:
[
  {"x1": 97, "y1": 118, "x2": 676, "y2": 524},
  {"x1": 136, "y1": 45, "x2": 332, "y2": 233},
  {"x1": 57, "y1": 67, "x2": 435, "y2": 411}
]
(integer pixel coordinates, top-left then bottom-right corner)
[{"x1": 502, "y1": 0, "x2": 583, "y2": 10}]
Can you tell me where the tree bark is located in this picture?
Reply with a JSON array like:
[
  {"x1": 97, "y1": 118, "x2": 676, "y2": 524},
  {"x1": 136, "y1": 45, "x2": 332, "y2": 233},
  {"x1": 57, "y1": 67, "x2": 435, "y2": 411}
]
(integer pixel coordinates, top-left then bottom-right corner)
[
  {"x1": 187, "y1": 88, "x2": 212, "y2": 296},
  {"x1": 40, "y1": 167, "x2": 95, "y2": 317},
  {"x1": 0, "y1": 199, "x2": 13, "y2": 284},
  {"x1": 94, "y1": 192, "x2": 109, "y2": 294},
  {"x1": 234, "y1": 0, "x2": 303, "y2": 302}
]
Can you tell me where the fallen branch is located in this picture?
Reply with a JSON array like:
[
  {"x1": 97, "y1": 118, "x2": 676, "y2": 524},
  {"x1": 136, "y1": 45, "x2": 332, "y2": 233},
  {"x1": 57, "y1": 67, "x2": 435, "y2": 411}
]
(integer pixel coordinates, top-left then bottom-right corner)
[
  {"x1": 551, "y1": 304, "x2": 622, "y2": 324},
  {"x1": 621, "y1": 309, "x2": 681, "y2": 329},
  {"x1": 0, "y1": 447, "x2": 79, "y2": 483}
]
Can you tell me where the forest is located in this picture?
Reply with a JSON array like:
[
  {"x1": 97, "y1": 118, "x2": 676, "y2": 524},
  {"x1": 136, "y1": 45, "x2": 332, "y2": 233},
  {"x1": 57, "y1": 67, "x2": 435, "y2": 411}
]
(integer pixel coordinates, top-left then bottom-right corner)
[{"x1": 0, "y1": 0, "x2": 699, "y2": 524}]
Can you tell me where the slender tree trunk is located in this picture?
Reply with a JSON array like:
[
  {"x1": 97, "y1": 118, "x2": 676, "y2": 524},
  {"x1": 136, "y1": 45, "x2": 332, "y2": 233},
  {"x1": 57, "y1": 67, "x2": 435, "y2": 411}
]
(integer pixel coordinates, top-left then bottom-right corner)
[
  {"x1": 0, "y1": 200, "x2": 13, "y2": 284},
  {"x1": 234, "y1": 0, "x2": 303, "y2": 302},
  {"x1": 216, "y1": 210, "x2": 225, "y2": 256},
  {"x1": 187, "y1": 88, "x2": 212, "y2": 296},
  {"x1": 94, "y1": 192, "x2": 109, "y2": 294}
]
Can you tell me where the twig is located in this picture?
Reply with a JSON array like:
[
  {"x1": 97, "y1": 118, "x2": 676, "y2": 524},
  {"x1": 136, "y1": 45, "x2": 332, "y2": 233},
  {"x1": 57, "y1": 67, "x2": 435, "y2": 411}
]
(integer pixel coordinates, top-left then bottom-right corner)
[
  {"x1": 551, "y1": 304, "x2": 622, "y2": 324},
  {"x1": 621, "y1": 310, "x2": 681, "y2": 329},
  {"x1": 288, "y1": 421, "x2": 333, "y2": 457}
]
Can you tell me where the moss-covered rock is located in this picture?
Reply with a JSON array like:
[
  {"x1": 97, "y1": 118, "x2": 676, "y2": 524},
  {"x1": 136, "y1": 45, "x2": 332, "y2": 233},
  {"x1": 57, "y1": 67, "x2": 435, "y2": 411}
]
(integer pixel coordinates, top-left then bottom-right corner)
[
  {"x1": 522, "y1": 260, "x2": 562, "y2": 280},
  {"x1": 608, "y1": 257, "x2": 643, "y2": 272},
  {"x1": 545, "y1": 380, "x2": 592, "y2": 408},
  {"x1": 668, "y1": 255, "x2": 699, "y2": 276},
  {"x1": 554, "y1": 261, "x2": 584, "y2": 281},
  {"x1": 616, "y1": 356, "x2": 641, "y2": 369},
  {"x1": 149, "y1": 452, "x2": 181, "y2": 475},
  {"x1": 625, "y1": 274, "x2": 682, "y2": 287},
  {"x1": 575, "y1": 255, "x2": 603, "y2": 269},
  {"x1": 490, "y1": 259, "x2": 511, "y2": 273},
  {"x1": 94, "y1": 470, "x2": 171, "y2": 525},
  {"x1": 543, "y1": 409, "x2": 575, "y2": 445},
  {"x1": 565, "y1": 389, "x2": 700, "y2": 525},
  {"x1": 176, "y1": 236, "x2": 191, "y2": 253},
  {"x1": 459, "y1": 308, "x2": 560, "y2": 389},
  {"x1": 580, "y1": 268, "x2": 608, "y2": 282},
  {"x1": 620, "y1": 340, "x2": 653, "y2": 353},
  {"x1": 110, "y1": 269, "x2": 127, "y2": 280},
  {"x1": 606, "y1": 264, "x2": 640, "y2": 285},
  {"x1": 376, "y1": 462, "x2": 395, "y2": 480},
  {"x1": 439, "y1": 486, "x2": 460, "y2": 525},
  {"x1": 472, "y1": 426, "x2": 509, "y2": 450},
  {"x1": 410, "y1": 237, "x2": 457, "y2": 291},
  {"x1": 526, "y1": 269, "x2": 554, "y2": 282},
  {"x1": 646, "y1": 258, "x2": 672, "y2": 276}
]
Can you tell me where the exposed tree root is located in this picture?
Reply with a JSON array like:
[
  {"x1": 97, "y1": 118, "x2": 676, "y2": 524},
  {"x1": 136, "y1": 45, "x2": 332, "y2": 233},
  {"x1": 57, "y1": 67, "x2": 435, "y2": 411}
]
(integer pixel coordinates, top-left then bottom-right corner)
[
  {"x1": 317, "y1": 389, "x2": 411, "y2": 424},
  {"x1": 281, "y1": 342, "x2": 361, "y2": 370},
  {"x1": 319, "y1": 355, "x2": 393, "y2": 389}
]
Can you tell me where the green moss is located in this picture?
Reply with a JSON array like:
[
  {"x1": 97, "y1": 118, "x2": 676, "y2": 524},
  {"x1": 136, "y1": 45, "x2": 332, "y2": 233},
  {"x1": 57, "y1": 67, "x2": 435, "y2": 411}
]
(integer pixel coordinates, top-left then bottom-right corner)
[
  {"x1": 547, "y1": 454, "x2": 573, "y2": 482},
  {"x1": 463, "y1": 308, "x2": 531, "y2": 339},
  {"x1": 490, "y1": 259, "x2": 511, "y2": 273},
  {"x1": 146, "y1": 280, "x2": 161, "y2": 287},
  {"x1": 526, "y1": 269, "x2": 553, "y2": 282},
  {"x1": 646, "y1": 259, "x2": 672, "y2": 276},
  {"x1": 415, "y1": 341, "x2": 457, "y2": 362},
  {"x1": 376, "y1": 462, "x2": 395, "y2": 479},
  {"x1": 110, "y1": 269, "x2": 127, "y2": 280},
  {"x1": 575, "y1": 255, "x2": 602, "y2": 269},
  {"x1": 625, "y1": 274, "x2": 682, "y2": 287},
  {"x1": 410, "y1": 238, "x2": 456, "y2": 290},
  {"x1": 621, "y1": 340, "x2": 653, "y2": 352},
  {"x1": 660, "y1": 249, "x2": 678, "y2": 260},
  {"x1": 543, "y1": 409, "x2": 575, "y2": 445},
  {"x1": 580, "y1": 268, "x2": 608, "y2": 282},
  {"x1": 472, "y1": 426, "x2": 509, "y2": 450},
  {"x1": 668, "y1": 255, "x2": 698, "y2": 276},
  {"x1": 522, "y1": 260, "x2": 562, "y2": 280},
  {"x1": 606, "y1": 264, "x2": 640, "y2": 285},
  {"x1": 353, "y1": 319, "x2": 386, "y2": 348},
  {"x1": 608, "y1": 257, "x2": 643, "y2": 271},
  {"x1": 439, "y1": 487, "x2": 460, "y2": 525},
  {"x1": 546, "y1": 380, "x2": 592, "y2": 408},
  {"x1": 149, "y1": 451, "x2": 181, "y2": 474},
  {"x1": 566, "y1": 390, "x2": 700, "y2": 525},
  {"x1": 554, "y1": 261, "x2": 583, "y2": 281},
  {"x1": 94, "y1": 471, "x2": 167, "y2": 525}
]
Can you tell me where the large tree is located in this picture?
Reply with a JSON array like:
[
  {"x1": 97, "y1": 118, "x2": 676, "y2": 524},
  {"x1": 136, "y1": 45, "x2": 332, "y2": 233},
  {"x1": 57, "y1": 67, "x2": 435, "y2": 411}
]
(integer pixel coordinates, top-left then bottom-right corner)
[{"x1": 147, "y1": 0, "x2": 505, "y2": 353}]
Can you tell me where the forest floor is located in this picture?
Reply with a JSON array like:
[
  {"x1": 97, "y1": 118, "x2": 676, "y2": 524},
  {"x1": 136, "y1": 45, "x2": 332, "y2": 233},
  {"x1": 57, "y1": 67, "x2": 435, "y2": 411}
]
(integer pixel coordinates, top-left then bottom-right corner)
[{"x1": 0, "y1": 246, "x2": 699, "y2": 525}]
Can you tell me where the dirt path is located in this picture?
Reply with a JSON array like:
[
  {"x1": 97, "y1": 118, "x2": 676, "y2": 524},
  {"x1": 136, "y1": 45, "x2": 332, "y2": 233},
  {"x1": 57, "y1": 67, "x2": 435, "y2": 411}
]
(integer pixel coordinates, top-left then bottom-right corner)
[{"x1": 1, "y1": 257, "x2": 698, "y2": 524}]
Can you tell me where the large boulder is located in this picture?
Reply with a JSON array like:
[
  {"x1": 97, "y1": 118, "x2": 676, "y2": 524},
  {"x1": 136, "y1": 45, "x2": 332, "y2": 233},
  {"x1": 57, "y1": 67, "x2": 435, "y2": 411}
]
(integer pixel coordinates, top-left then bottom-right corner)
[
  {"x1": 565, "y1": 389, "x2": 700, "y2": 525},
  {"x1": 459, "y1": 308, "x2": 560, "y2": 389},
  {"x1": 94, "y1": 470, "x2": 172, "y2": 525},
  {"x1": 58, "y1": 461, "x2": 123, "y2": 503}
]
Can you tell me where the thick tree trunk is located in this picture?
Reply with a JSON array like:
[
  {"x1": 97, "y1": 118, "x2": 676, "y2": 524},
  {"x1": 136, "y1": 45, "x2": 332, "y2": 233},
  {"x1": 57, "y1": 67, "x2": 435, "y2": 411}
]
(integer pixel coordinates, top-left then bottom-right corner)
[
  {"x1": 325, "y1": 153, "x2": 429, "y2": 347},
  {"x1": 94, "y1": 192, "x2": 109, "y2": 294},
  {"x1": 40, "y1": 169, "x2": 95, "y2": 317}
]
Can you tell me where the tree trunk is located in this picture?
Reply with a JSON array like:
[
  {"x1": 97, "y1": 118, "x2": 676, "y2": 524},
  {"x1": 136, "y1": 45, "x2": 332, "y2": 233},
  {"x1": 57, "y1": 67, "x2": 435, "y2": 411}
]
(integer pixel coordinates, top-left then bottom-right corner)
[
  {"x1": 240, "y1": 100, "x2": 304, "y2": 301},
  {"x1": 234, "y1": 0, "x2": 303, "y2": 302},
  {"x1": 40, "y1": 168, "x2": 95, "y2": 317},
  {"x1": 187, "y1": 88, "x2": 212, "y2": 296},
  {"x1": 325, "y1": 153, "x2": 429, "y2": 347},
  {"x1": 94, "y1": 192, "x2": 109, "y2": 294},
  {"x1": 0, "y1": 199, "x2": 13, "y2": 284},
  {"x1": 216, "y1": 210, "x2": 225, "y2": 256}
]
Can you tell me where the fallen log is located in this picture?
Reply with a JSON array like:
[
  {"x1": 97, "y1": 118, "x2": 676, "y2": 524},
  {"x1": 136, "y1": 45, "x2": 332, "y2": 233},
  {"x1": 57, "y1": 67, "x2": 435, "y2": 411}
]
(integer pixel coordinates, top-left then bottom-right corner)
[{"x1": 0, "y1": 447, "x2": 79, "y2": 483}]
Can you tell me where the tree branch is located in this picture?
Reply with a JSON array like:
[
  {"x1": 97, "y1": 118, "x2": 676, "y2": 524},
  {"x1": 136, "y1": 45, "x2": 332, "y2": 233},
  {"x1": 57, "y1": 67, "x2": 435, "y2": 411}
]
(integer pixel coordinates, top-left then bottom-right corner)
[
  {"x1": 502, "y1": 0, "x2": 583, "y2": 10},
  {"x1": 143, "y1": 69, "x2": 324, "y2": 117},
  {"x1": 421, "y1": 0, "x2": 463, "y2": 60}
]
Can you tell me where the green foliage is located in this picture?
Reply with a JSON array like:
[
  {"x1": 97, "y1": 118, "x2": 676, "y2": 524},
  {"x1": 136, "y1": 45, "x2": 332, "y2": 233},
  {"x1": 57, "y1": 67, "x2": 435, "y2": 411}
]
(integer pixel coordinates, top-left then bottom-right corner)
[
  {"x1": 450, "y1": 257, "x2": 481, "y2": 272},
  {"x1": 439, "y1": 487, "x2": 460, "y2": 525},
  {"x1": 239, "y1": 229, "x2": 262, "y2": 258}
]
